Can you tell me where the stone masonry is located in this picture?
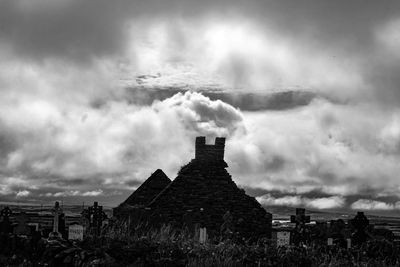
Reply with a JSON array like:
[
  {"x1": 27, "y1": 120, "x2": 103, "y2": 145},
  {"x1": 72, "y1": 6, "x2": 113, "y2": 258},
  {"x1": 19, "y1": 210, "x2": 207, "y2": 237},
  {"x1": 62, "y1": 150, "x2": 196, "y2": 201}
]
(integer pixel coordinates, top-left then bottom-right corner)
[{"x1": 114, "y1": 137, "x2": 272, "y2": 239}]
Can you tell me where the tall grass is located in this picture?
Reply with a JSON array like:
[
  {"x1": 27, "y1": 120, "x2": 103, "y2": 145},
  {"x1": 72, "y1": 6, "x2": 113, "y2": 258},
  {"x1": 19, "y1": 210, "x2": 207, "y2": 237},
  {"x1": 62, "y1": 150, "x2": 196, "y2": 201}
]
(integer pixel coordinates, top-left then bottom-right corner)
[{"x1": 94, "y1": 221, "x2": 400, "y2": 266}]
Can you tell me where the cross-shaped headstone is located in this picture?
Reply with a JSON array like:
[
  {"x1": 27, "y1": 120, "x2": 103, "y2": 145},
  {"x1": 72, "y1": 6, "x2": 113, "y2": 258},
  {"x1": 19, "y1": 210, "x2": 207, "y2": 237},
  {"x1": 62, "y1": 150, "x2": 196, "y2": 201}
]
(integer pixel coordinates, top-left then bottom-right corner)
[
  {"x1": 290, "y1": 208, "x2": 310, "y2": 225},
  {"x1": 290, "y1": 208, "x2": 310, "y2": 246},
  {"x1": 85, "y1": 202, "x2": 107, "y2": 236},
  {"x1": 51, "y1": 201, "x2": 63, "y2": 236},
  {"x1": 0, "y1": 207, "x2": 12, "y2": 234},
  {"x1": 351, "y1": 211, "x2": 369, "y2": 230},
  {"x1": 1, "y1": 206, "x2": 12, "y2": 219}
]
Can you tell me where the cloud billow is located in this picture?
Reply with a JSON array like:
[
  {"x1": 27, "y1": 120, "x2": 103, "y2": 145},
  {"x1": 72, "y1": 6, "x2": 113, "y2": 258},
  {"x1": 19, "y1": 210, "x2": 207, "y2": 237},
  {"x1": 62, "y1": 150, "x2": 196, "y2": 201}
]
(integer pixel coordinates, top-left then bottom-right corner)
[{"x1": 1, "y1": 0, "x2": 400, "y2": 210}]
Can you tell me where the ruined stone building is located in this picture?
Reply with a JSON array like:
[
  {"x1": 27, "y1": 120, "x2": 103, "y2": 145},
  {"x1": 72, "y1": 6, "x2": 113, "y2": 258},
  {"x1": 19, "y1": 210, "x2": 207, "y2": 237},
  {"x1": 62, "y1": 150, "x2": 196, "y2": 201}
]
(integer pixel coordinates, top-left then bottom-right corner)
[{"x1": 114, "y1": 137, "x2": 272, "y2": 238}]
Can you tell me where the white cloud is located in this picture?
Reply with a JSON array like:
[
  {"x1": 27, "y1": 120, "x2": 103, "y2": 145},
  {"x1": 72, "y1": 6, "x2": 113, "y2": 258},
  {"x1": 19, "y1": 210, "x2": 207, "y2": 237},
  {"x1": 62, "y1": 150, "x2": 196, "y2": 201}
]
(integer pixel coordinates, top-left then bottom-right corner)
[
  {"x1": 81, "y1": 190, "x2": 103, "y2": 197},
  {"x1": 16, "y1": 190, "x2": 30, "y2": 198},
  {"x1": 257, "y1": 194, "x2": 345, "y2": 210},
  {"x1": 351, "y1": 199, "x2": 400, "y2": 211},
  {"x1": 307, "y1": 196, "x2": 345, "y2": 210}
]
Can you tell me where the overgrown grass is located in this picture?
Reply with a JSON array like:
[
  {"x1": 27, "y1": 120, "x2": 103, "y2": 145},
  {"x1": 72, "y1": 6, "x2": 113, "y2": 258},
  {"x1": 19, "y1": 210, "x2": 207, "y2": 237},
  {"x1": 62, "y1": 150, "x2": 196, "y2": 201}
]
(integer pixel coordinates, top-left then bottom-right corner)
[
  {"x1": 1, "y1": 222, "x2": 399, "y2": 266},
  {"x1": 84, "y1": 221, "x2": 400, "y2": 266}
]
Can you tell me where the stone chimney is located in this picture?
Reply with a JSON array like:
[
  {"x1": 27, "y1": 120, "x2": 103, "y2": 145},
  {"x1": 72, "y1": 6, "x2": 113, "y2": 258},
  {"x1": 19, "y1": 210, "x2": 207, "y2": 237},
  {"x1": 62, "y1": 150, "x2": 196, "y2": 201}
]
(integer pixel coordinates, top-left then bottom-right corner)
[{"x1": 195, "y1": 136, "x2": 225, "y2": 162}]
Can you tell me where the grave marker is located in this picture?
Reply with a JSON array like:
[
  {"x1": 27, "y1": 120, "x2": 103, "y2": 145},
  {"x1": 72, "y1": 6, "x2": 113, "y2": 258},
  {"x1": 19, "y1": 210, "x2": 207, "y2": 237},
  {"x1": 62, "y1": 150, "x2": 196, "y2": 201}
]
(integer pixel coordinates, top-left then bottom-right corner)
[
  {"x1": 276, "y1": 231, "x2": 291, "y2": 247},
  {"x1": 51, "y1": 201, "x2": 64, "y2": 237},
  {"x1": 0, "y1": 206, "x2": 12, "y2": 234},
  {"x1": 347, "y1": 238, "x2": 351, "y2": 249},
  {"x1": 83, "y1": 202, "x2": 107, "y2": 236},
  {"x1": 327, "y1": 238, "x2": 333, "y2": 246},
  {"x1": 290, "y1": 208, "x2": 310, "y2": 225},
  {"x1": 199, "y1": 227, "x2": 207, "y2": 244},
  {"x1": 68, "y1": 224, "x2": 84, "y2": 241}
]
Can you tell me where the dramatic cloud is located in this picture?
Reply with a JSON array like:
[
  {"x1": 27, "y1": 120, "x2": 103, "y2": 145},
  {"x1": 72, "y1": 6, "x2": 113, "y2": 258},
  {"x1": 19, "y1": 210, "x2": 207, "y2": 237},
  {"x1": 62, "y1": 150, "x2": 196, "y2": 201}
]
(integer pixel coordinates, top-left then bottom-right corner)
[{"x1": 1, "y1": 0, "x2": 400, "y2": 209}]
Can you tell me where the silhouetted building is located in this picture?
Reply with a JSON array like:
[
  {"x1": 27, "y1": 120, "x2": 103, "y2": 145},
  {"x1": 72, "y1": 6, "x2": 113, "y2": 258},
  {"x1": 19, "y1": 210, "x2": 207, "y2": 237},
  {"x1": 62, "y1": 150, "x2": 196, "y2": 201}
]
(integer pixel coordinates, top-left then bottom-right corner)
[
  {"x1": 114, "y1": 136, "x2": 272, "y2": 239},
  {"x1": 113, "y1": 169, "x2": 171, "y2": 217}
]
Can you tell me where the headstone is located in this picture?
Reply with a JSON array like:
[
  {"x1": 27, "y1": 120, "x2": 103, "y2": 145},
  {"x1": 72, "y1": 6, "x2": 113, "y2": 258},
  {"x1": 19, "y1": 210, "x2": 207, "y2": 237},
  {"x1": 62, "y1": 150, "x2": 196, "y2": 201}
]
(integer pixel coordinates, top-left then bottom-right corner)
[
  {"x1": 276, "y1": 231, "x2": 291, "y2": 247},
  {"x1": 290, "y1": 208, "x2": 310, "y2": 245},
  {"x1": 346, "y1": 238, "x2": 351, "y2": 249},
  {"x1": 199, "y1": 227, "x2": 207, "y2": 244},
  {"x1": 51, "y1": 201, "x2": 63, "y2": 237},
  {"x1": 350, "y1": 211, "x2": 369, "y2": 245},
  {"x1": 0, "y1": 206, "x2": 13, "y2": 234},
  {"x1": 1, "y1": 206, "x2": 12, "y2": 218},
  {"x1": 327, "y1": 238, "x2": 333, "y2": 246},
  {"x1": 13, "y1": 212, "x2": 31, "y2": 236},
  {"x1": 68, "y1": 224, "x2": 84, "y2": 241},
  {"x1": 84, "y1": 202, "x2": 107, "y2": 236},
  {"x1": 290, "y1": 208, "x2": 311, "y2": 225}
]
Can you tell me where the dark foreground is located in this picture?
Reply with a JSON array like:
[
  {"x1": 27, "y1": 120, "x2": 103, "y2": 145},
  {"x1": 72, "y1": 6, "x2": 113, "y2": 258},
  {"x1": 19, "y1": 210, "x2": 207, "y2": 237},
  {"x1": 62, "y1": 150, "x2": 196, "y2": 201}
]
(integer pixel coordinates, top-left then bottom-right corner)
[{"x1": 1, "y1": 226, "x2": 400, "y2": 267}]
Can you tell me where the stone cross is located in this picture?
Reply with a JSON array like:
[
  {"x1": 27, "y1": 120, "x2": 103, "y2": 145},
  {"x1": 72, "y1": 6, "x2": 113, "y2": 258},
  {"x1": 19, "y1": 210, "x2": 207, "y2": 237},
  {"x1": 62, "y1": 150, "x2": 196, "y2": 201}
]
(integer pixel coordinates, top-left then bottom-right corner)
[
  {"x1": 290, "y1": 208, "x2": 310, "y2": 246},
  {"x1": 1, "y1": 206, "x2": 12, "y2": 219},
  {"x1": 85, "y1": 202, "x2": 107, "y2": 236},
  {"x1": 52, "y1": 201, "x2": 63, "y2": 235},
  {"x1": 349, "y1": 211, "x2": 369, "y2": 245},
  {"x1": 290, "y1": 208, "x2": 310, "y2": 225},
  {"x1": 350, "y1": 211, "x2": 369, "y2": 230},
  {"x1": 0, "y1": 206, "x2": 12, "y2": 234}
]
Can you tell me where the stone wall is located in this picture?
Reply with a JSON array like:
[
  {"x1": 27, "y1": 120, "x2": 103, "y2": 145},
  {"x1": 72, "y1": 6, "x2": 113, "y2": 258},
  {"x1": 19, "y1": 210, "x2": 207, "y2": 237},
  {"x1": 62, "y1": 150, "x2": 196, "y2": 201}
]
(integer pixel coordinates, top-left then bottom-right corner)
[
  {"x1": 115, "y1": 137, "x2": 272, "y2": 239},
  {"x1": 148, "y1": 158, "x2": 272, "y2": 238}
]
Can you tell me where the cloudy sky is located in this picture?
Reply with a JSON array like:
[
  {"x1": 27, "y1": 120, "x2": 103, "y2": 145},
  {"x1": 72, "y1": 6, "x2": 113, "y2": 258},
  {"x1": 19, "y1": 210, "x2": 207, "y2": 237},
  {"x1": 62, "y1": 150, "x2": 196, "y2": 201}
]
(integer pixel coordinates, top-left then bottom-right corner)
[{"x1": 1, "y1": 0, "x2": 400, "y2": 213}]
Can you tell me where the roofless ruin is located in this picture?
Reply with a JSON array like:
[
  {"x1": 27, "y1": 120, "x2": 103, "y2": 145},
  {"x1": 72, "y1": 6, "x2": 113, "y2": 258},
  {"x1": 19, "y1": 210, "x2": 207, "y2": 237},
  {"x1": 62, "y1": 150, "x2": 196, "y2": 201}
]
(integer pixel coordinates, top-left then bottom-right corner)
[{"x1": 114, "y1": 136, "x2": 272, "y2": 238}]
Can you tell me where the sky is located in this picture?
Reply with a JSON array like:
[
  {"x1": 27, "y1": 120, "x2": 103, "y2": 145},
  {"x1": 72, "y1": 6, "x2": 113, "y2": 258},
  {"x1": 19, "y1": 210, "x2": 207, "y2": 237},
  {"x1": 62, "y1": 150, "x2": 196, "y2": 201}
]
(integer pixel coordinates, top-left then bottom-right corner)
[{"x1": 1, "y1": 0, "x2": 400, "y2": 213}]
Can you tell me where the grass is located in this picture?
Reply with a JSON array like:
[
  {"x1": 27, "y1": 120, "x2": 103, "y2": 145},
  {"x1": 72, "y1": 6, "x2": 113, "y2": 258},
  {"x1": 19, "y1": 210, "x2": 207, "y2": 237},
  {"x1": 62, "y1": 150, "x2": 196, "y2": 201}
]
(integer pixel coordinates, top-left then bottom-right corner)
[{"x1": 0, "y1": 221, "x2": 399, "y2": 266}]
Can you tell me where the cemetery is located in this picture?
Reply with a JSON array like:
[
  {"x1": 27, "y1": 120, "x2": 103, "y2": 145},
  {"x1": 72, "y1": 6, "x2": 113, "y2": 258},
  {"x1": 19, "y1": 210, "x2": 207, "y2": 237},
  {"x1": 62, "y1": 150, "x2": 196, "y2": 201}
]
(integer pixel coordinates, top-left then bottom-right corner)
[
  {"x1": 0, "y1": 137, "x2": 400, "y2": 266},
  {"x1": 1, "y1": 203, "x2": 400, "y2": 266}
]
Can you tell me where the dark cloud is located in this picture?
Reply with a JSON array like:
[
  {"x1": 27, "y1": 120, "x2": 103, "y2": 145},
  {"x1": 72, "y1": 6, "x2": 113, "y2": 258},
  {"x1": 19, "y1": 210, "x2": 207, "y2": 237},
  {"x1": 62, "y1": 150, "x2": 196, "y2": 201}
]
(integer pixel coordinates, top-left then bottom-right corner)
[
  {"x1": 1, "y1": 0, "x2": 400, "y2": 209},
  {"x1": 0, "y1": 0, "x2": 129, "y2": 63},
  {"x1": 125, "y1": 87, "x2": 318, "y2": 111}
]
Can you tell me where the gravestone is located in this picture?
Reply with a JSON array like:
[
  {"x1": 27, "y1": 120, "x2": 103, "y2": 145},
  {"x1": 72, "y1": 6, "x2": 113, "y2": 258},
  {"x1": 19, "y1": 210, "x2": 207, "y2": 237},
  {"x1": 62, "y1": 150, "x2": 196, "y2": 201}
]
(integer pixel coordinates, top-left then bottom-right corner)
[
  {"x1": 50, "y1": 201, "x2": 64, "y2": 238},
  {"x1": 350, "y1": 211, "x2": 369, "y2": 245},
  {"x1": 13, "y1": 212, "x2": 31, "y2": 236},
  {"x1": 0, "y1": 206, "x2": 13, "y2": 234},
  {"x1": 346, "y1": 238, "x2": 351, "y2": 249},
  {"x1": 290, "y1": 208, "x2": 310, "y2": 245},
  {"x1": 84, "y1": 202, "x2": 107, "y2": 236},
  {"x1": 68, "y1": 224, "x2": 84, "y2": 241},
  {"x1": 327, "y1": 237, "x2": 333, "y2": 246},
  {"x1": 199, "y1": 227, "x2": 207, "y2": 244},
  {"x1": 275, "y1": 231, "x2": 291, "y2": 247},
  {"x1": 1, "y1": 206, "x2": 12, "y2": 218},
  {"x1": 290, "y1": 208, "x2": 310, "y2": 225}
]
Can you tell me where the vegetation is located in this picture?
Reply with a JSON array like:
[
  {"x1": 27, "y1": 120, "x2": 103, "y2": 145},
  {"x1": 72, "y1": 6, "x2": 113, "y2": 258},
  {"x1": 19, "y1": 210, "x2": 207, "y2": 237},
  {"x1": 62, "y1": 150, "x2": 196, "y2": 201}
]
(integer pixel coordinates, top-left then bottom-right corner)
[{"x1": 0, "y1": 223, "x2": 399, "y2": 266}]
